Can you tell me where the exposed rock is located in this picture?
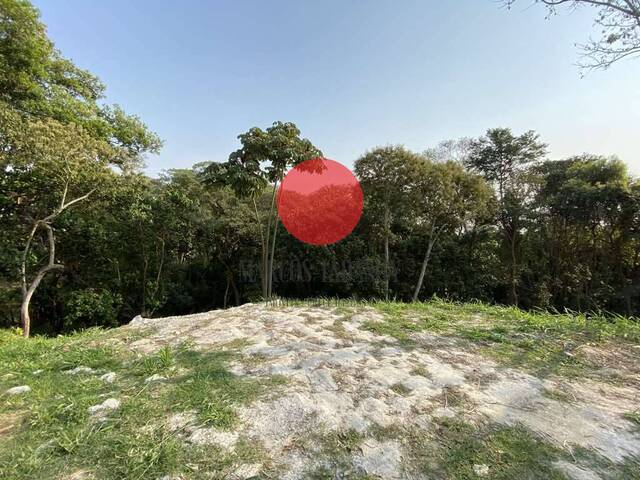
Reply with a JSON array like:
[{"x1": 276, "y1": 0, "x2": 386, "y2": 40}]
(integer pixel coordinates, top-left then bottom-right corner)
[
  {"x1": 61, "y1": 470, "x2": 94, "y2": 480},
  {"x1": 353, "y1": 439, "x2": 403, "y2": 479},
  {"x1": 188, "y1": 428, "x2": 239, "y2": 449},
  {"x1": 88, "y1": 398, "x2": 120, "y2": 417},
  {"x1": 473, "y1": 464, "x2": 490, "y2": 477},
  {"x1": 99, "y1": 372, "x2": 116, "y2": 383},
  {"x1": 6, "y1": 385, "x2": 30, "y2": 395},
  {"x1": 65, "y1": 366, "x2": 95, "y2": 375},
  {"x1": 144, "y1": 374, "x2": 167, "y2": 383},
  {"x1": 555, "y1": 460, "x2": 604, "y2": 480},
  {"x1": 126, "y1": 303, "x2": 640, "y2": 478},
  {"x1": 166, "y1": 411, "x2": 196, "y2": 432},
  {"x1": 230, "y1": 463, "x2": 262, "y2": 479}
]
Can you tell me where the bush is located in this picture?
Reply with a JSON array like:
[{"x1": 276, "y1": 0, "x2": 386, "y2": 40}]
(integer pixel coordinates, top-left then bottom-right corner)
[{"x1": 63, "y1": 289, "x2": 122, "y2": 330}]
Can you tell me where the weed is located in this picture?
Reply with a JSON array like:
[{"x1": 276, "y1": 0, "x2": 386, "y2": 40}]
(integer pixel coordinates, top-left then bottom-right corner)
[{"x1": 390, "y1": 383, "x2": 412, "y2": 396}]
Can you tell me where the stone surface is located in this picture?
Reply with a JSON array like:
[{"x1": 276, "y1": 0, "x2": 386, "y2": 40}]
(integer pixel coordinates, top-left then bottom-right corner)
[
  {"x1": 126, "y1": 303, "x2": 640, "y2": 479},
  {"x1": 6, "y1": 385, "x2": 30, "y2": 395},
  {"x1": 88, "y1": 398, "x2": 120, "y2": 416},
  {"x1": 99, "y1": 372, "x2": 116, "y2": 383},
  {"x1": 473, "y1": 464, "x2": 490, "y2": 477},
  {"x1": 144, "y1": 373, "x2": 167, "y2": 383},
  {"x1": 65, "y1": 366, "x2": 95, "y2": 375}
]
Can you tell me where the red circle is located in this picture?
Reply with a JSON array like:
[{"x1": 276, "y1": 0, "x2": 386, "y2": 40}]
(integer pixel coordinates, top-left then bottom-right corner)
[{"x1": 277, "y1": 158, "x2": 363, "y2": 246}]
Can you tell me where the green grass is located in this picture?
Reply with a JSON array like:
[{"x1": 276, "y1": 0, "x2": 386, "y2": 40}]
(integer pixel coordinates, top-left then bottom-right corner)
[
  {"x1": 372, "y1": 418, "x2": 568, "y2": 479},
  {"x1": 0, "y1": 329, "x2": 285, "y2": 479},
  {"x1": 571, "y1": 446, "x2": 640, "y2": 480},
  {"x1": 2, "y1": 300, "x2": 639, "y2": 479},
  {"x1": 326, "y1": 318, "x2": 352, "y2": 340},
  {"x1": 624, "y1": 410, "x2": 640, "y2": 431},
  {"x1": 426, "y1": 418, "x2": 568, "y2": 480},
  {"x1": 390, "y1": 382, "x2": 412, "y2": 396},
  {"x1": 365, "y1": 298, "x2": 640, "y2": 378},
  {"x1": 542, "y1": 388, "x2": 574, "y2": 403},
  {"x1": 304, "y1": 429, "x2": 376, "y2": 480}
]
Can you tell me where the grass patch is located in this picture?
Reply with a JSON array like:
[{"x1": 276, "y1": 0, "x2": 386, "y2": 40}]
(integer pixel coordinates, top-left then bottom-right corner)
[
  {"x1": 439, "y1": 386, "x2": 470, "y2": 409},
  {"x1": 624, "y1": 410, "x2": 640, "y2": 431},
  {"x1": 390, "y1": 382, "x2": 412, "y2": 396},
  {"x1": 304, "y1": 428, "x2": 374, "y2": 480},
  {"x1": 542, "y1": 388, "x2": 574, "y2": 403},
  {"x1": 571, "y1": 445, "x2": 640, "y2": 480},
  {"x1": 410, "y1": 366, "x2": 431, "y2": 378},
  {"x1": 366, "y1": 298, "x2": 640, "y2": 378},
  {"x1": 326, "y1": 318, "x2": 352, "y2": 340},
  {"x1": 0, "y1": 329, "x2": 285, "y2": 479},
  {"x1": 404, "y1": 418, "x2": 568, "y2": 479}
]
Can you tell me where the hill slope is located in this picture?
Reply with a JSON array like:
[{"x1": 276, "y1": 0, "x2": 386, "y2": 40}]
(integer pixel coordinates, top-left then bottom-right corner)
[{"x1": 1, "y1": 301, "x2": 639, "y2": 479}]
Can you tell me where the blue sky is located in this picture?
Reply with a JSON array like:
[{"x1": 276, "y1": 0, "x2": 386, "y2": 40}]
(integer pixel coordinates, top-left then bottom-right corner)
[{"x1": 34, "y1": 0, "x2": 640, "y2": 175}]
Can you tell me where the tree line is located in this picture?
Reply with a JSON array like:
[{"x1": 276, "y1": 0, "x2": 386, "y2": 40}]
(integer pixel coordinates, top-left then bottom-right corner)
[{"x1": 1, "y1": 0, "x2": 639, "y2": 336}]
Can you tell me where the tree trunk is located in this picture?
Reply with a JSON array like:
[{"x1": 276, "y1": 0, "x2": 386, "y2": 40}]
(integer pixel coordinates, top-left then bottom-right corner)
[
  {"x1": 508, "y1": 231, "x2": 519, "y2": 306},
  {"x1": 267, "y1": 219, "x2": 279, "y2": 298},
  {"x1": 230, "y1": 272, "x2": 240, "y2": 305},
  {"x1": 20, "y1": 267, "x2": 60, "y2": 337},
  {"x1": 383, "y1": 208, "x2": 390, "y2": 300},
  {"x1": 412, "y1": 226, "x2": 438, "y2": 302},
  {"x1": 223, "y1": 275, "x2": 230, "y2": 309},
  {"x1": 20, "y1": 291, "x2": 33, "y2": 339},
  {"x1": 18, "y1": 188, "x2": 94, "y2": 337},
  {"x1": 20, "y1": 224, "x2": 63, "y2": 337},
  {"x1": 265, "y1": 182, "x2": 279, "y2": 300},
  {"x1": 252, "y1": 197, "x2": 268, "y2": 299}
]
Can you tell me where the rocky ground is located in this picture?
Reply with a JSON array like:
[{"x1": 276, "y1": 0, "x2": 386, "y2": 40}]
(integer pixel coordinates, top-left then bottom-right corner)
[
  {"x1": 2, "y1": 301, "x2": 639, "y2": 479},
  {"x1": 122, "y1": 302, "x2": 640, "y2": 479}
]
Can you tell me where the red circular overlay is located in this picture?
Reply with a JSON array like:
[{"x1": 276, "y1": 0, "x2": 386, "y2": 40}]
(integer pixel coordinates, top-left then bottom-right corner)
[{"x1": 277, "y1": 158, "x2": 363, "y2": 246}]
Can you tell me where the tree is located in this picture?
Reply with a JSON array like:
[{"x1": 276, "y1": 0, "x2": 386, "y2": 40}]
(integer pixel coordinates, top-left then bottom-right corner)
[
  {"x1": 202, "y1": 122, "x2": 321, "y2": 299},
  {"x1": 1, "y1": 108, "x2": 116, "y2": 337},
  {"x1": 505, "y1": 0, "x2": 640, "y2": 70},
  {"x1": 355, "y1": 146, "x2": 424, "y2": 299},
  {"x1": 466, "y1": 128, "x2": 547, "y2": 305},
  {"x1": 411, "y1": 159, "x2": 494, "y2": 301},
  {"x1": 0, "y1": 0, "x2": 161, "y2": 335},
  {"x1": 534, "y1": 155, "x2": 636, "y2": 311},
  {"x1": 0, "y1": 0, "x2": 161, "y2": 158},
  {"x1": 424, "y1": 137, "x2": 474, "y2": 164}
]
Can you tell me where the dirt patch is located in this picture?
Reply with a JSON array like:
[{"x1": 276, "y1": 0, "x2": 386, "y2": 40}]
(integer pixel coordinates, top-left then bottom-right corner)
[
  {"x1": 579, "y1": 342, "x2": 640, "y2": 386},
  {"x1": 0, "y1": 411, "x2": 22, "y2": 439}
]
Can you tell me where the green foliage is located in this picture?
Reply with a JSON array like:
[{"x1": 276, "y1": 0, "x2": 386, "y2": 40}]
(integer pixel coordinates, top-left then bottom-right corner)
[
  {"x1": 1, "y1": 0, "x2": 640, "y2": 333},
  {"x1": 63, "y1": 289, "x2": 122, "y2": 329},
  {"x1": 0, "y1": 0, "x2": 161, "y2": 156},
  {"x1": 202, "y1": 121, "x2": 321, "y2": 199},
  {"x1": 624, "y1": 410, "x2": 640, "y2": 430}
]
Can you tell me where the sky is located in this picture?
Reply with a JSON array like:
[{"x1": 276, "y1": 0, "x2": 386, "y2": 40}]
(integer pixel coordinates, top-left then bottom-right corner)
[{"x1": 34, "y1": 0, "x2": 640, "y2": 176}]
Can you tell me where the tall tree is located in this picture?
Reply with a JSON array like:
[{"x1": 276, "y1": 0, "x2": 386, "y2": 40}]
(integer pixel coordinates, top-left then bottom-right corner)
[
  {"x1": 466, "y1": 128, "x2": 547, "y2": 305},
  {"x1": 534, "y1": 155, "x2": 636, "y2": 311},
  {"x1": 505, "y1": 0, "x2": 640, "y2": 70},
  {"x1": 355, "y1": 146, "x2": 424, "y2": 299},
  {"x1": 1, "y1": 108, "x2": 116, "y2": 336},
  {"x1": 411, "y1": 159, "x2": 494, "y2": 301},
  {"x1": 0, "y1": 0, "x2": 161, "y2": 159},
  {"x1": 1, "y1": 0, "x2": 161, "y2": 335},
  {"x1": 202, "y1": 121, "x2": 321, "y2": 299}
]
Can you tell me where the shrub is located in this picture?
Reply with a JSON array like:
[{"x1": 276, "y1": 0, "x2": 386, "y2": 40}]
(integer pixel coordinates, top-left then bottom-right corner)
[{"x1": 63, "y1": 289, "x2": 122, "y2": 330}]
